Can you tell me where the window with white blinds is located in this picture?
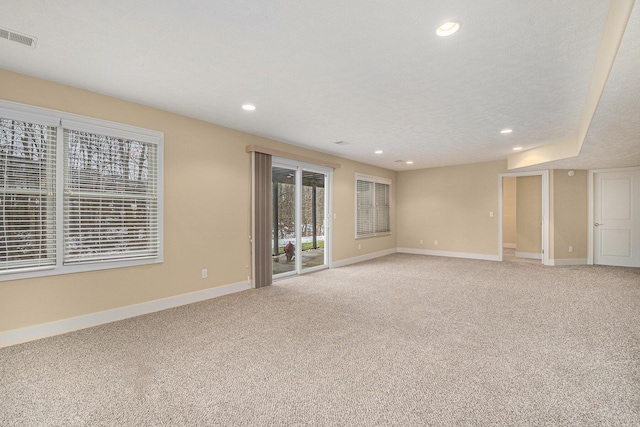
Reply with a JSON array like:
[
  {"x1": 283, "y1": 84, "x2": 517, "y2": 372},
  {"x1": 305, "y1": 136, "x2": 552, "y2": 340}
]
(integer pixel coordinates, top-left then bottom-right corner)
[
  {"x1": 0, "y1": 100, "x2": 163, "y2": 280},
  {"x1": 0, "y1": 119, "x2": 57, "y2": 272},
  {"x1": 356, "y1": 174, "x2": 391, "y2": 238},
  {"x1": 64, "y1": 130, "x2": 159, "y2": 264}
]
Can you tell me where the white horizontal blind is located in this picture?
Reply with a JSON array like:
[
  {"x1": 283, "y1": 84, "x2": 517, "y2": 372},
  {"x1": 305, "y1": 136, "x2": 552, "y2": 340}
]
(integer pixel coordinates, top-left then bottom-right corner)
[
  {"x1": 375, "y1": 182, "x2": 390, "y2": 233},
  {"x1": 356, "y1": 179, "x2": 375, "y2": 237},
  {"x1": 63, "y1": 129, "x2": 159, "y2": 264},
  {"x1": 0, "y1": 118, "x2": 56, "y2": 272},
  {"x1": 356, "y1": 175, "x2": 391, "y2": 238}
]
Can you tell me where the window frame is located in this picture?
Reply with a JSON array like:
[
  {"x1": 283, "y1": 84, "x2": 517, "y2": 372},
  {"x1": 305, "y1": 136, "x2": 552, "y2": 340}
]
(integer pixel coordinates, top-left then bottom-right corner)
[
  {"x1": 355, "y1": 173, "x2": 391, "y2": 239},
  {"x1": 0, "y1": 100, "x2": 164, "y2": 281}
]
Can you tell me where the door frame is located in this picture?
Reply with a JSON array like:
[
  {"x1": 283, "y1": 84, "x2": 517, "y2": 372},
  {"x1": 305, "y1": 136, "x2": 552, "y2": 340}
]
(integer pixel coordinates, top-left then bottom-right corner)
[
  {"x1": 272, "y1": 157, "x2": 333, "y2": 279},
  {"x1": 498, "y1": 170, "x2": 549, "y2": 265},
  {"x1": 588, "y1": 166, "x2": 640, "y2": 265}
]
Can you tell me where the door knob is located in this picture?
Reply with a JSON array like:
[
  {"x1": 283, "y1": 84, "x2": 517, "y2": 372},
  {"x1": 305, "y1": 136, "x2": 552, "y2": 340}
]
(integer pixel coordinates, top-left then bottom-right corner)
[{"x1": 595, "y1": 223, "x2": 603, "y2": 226}]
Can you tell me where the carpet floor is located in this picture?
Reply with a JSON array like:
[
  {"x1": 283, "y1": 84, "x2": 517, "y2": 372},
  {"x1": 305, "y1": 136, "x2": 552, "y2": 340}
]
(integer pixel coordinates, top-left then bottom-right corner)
[{"x1": 1, "y1": 254, "x2": 639, "y2": 426}]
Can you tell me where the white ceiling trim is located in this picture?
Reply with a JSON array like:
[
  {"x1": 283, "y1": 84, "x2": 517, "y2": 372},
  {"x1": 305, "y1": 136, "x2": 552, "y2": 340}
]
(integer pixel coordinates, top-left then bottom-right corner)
[{"x1": 508, "y1": 0, "x2": 635, "y2": 170}]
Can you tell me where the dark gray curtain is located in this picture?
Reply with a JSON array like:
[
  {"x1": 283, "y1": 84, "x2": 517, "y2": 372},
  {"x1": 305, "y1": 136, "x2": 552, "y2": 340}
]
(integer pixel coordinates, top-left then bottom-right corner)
[{"x1": 254, "y1": 152, "x2": 272, "y2": 287}]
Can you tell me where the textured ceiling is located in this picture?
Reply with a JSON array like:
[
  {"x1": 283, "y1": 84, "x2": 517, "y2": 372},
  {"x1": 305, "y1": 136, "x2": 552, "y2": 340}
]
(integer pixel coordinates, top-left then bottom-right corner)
[
  {"x1": 524, "y1": 1, "x2": 640, "y2": 171},
  {"x1": 0, "y1": 0, "x2": 636, "y2": 171}
]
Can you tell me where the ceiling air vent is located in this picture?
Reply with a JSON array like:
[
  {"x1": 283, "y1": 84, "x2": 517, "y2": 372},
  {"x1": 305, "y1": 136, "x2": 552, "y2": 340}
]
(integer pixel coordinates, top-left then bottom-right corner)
[{"x1": 0, "y1": 27, "x2": 37, "y2": 48}]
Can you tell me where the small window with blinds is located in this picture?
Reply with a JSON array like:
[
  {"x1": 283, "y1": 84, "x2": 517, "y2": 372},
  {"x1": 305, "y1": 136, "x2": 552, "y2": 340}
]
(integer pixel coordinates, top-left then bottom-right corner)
[
  {"x1": 0, "y1": 100, "x2": 163, "y2": 280},
  {"x1": 356, "y1": 174, "x2": 391, "y2": 238}
]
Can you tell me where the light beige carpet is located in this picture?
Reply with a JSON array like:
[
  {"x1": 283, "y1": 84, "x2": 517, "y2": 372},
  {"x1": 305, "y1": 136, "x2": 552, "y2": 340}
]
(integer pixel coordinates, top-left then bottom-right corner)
[{"x1": 1, "y1": 254, "x2": 639, "y2": 426}]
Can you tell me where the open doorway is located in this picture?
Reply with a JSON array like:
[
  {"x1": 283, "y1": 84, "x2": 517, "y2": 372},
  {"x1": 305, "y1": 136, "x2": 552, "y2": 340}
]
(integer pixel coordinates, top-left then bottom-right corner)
[{"x1": 498, "y1": 171, "x2": 549, "y2": 265}]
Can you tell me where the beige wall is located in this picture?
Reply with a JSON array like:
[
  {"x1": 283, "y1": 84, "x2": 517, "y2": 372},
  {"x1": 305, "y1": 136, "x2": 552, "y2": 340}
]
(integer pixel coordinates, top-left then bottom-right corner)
[
  {"x1": 0, "y1": 69, "x2": 396, "y2": 333},
  {"x1": 0, "y1": 68, "x2": 595, "y2": 337},
  {"x1": 551, "y1": 170, "x2": 588, "y2": 260},
  {"x1": 396, "y1": 160, "x2": 508, "y2": 255},
  {"x1": 333, "y1": 164, "x2": 397, "y2": 259},
  {"x1": 516, "y1": 176, "x2": 542, "y2": 255},
  {"x1": 502, "y1": 177, "x2": 517, "y2": 247}
]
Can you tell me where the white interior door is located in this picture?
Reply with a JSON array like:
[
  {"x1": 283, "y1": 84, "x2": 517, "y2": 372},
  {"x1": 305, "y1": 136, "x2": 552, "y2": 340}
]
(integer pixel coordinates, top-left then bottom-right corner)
[{"x1": 594, "y1": 170, "x2": 640, "y2": 267}]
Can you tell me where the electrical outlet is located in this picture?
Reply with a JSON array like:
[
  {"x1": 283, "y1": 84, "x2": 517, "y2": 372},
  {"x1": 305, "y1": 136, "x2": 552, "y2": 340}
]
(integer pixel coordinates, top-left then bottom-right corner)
[
  {"x1": 568, "y1": 246, "x2": 573, "y2": 253},
  {"x1": 201, "y1": 269, "x2": 208, "y2": 279},
  {"x1": 358, "y1": 244, "x2": 361, "y2": 250},
  {"x1": 420, "y1": 240, "x2": 423, "y2": 245},
  {"x1": 434, "y1": 240, "x2": 438, "y2": 246}
]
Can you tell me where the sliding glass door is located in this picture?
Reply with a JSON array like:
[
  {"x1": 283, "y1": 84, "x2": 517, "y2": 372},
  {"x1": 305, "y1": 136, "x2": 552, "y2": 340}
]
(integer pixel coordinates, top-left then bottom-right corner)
[
  {"x1": 300, "y1": 170, "x2": 326, "y2": 272},
  {"x1": 272, "y1": 166, "x2": 297, "y2": 276},
  {"x1": 272, "y1": 160, "x2": 331, "y2": 279}
]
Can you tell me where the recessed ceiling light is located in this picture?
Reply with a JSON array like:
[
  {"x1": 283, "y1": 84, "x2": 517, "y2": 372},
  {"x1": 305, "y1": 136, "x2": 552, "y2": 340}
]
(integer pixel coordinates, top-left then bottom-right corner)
[
  {"x1": 513, "y1": 147, "x2": 523, "y2": 151},
  {"x1": 406, "y1": 161, "x2": 414, "y2": 164},
  {"x1": 436, "y1": 21, "x2": 460, "y2": 37},
  {"x1": 242, "y1": 104, "x2": 256, "y2": 111},
  {"x1": 375, "y1": 150, "x2": 383, "y2": 154},
  {"x1": 500, "y1": 128, "x2": 513, "y2": 134}
]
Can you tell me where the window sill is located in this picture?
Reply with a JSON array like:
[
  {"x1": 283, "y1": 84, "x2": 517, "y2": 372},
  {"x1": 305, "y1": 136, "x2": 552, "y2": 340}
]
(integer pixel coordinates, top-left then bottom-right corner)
[{"x1": 355, "y1": 232, "x2": 392, "y2": 240}]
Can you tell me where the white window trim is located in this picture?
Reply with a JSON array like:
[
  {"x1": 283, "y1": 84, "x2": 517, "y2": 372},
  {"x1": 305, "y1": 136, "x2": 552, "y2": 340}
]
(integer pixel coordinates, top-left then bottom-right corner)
[
  {"x1": 0, "y1": 100, "x2": 164, "y2": 281},
  {"x1": 355, "y1": 173, "x2": 392, "y2": 239}
]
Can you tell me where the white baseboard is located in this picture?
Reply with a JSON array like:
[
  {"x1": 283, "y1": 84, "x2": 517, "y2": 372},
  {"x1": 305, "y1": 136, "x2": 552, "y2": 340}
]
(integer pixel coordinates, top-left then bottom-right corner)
[
  {"x1": 331, "y1": 248, "x2": 398, "y2": 268},
  {"x1": 397, "y1": 248, "x2": 500, "y2": 262},
  {"x1": 548, "y1": 258, "x2": 588, "y2": 266},
  {"x1": 503, "y1": 243, "x2": 516, "y2": 249},
  {"x1": 515, "y1": 251, "x2": 542, "y2": 260},
  {"x1": 2, "y1": 248, "x2": 590, "y2": 348},
  {"x1": 0, "y1": 281, "x2": 252, "y2": 348}
]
